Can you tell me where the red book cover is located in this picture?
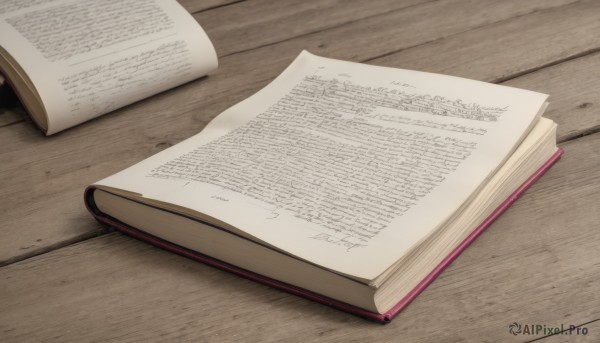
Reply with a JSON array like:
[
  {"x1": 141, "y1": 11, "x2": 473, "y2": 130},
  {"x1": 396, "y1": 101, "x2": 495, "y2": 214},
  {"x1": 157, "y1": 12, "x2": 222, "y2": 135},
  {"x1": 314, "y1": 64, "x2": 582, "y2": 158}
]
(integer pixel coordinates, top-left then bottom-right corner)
[{"x1": 84, "y1": 148, "x2": 563, "y2": 323}]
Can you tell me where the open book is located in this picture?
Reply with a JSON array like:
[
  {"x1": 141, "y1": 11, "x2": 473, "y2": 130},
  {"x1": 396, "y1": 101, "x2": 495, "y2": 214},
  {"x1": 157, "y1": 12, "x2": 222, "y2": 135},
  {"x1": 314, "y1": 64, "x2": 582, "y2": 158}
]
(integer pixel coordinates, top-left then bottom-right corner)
[
  {"x1": 0, "y1": 0, "x2": 217, "y2": 135},
  {"x1": 85, "y1": 51, "x2": 562, "y2": 322}
]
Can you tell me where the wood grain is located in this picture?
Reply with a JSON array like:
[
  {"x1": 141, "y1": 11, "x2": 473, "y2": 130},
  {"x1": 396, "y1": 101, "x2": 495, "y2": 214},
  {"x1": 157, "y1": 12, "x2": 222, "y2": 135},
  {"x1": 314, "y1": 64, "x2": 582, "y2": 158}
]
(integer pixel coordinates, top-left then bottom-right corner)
[
  {"x1": 1, "y1": 0, "x2": 599, "y2": 341},
  {"x1": 1, "y1": 134, "x2": 598, "y2": 342},
  {"x1": 502, "y1": 51, "x2": 600, "y2": 143},
  {"x1": 370, "y1": 0, "x2": 600, "y2": 83},
  {"x1": 0, "y1": 0, "x2": 433, "y2": 129},
  {"x1": 193, "y1": 0, "x2": 430, "y2": 57},
  {"x1": 0, "y1": 0, "x2": 584, "y2": 265},
  {"x1": 0, "y1": 107, "x2": 25, "y2": 128},
  {"x1": 177, "y1": 0, "x2": 242, "y2": 14}
]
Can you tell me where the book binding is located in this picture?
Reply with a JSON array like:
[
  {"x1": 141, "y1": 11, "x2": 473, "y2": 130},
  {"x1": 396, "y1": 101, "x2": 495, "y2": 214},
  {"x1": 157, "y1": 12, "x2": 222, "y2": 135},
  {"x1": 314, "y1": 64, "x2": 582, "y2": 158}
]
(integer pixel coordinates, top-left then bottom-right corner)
[{"x1": 84, "y1": 148, "x2": 563, "y2": 323}]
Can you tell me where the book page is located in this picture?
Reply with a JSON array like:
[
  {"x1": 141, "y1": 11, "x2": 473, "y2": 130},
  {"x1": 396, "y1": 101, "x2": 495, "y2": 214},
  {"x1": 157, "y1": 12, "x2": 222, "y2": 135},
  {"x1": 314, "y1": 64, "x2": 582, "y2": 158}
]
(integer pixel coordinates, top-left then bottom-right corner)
[
  {"x1": 0, "y1": 0, "x2": 217, "y2": 134},
  {"x1": 96, "y1": 51, "x2": 547, "y2": 280}
]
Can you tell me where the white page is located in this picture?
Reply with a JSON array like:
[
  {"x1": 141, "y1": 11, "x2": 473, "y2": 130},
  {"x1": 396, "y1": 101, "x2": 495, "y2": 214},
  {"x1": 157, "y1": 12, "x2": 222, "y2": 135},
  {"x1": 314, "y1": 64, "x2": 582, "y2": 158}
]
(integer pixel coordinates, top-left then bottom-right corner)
[
  {"x1": 96, "y1": 51, "x2": 547, "y2": 280},
  {"x1": 0, "y1": 0, "x2": 217, "y2": 134}
]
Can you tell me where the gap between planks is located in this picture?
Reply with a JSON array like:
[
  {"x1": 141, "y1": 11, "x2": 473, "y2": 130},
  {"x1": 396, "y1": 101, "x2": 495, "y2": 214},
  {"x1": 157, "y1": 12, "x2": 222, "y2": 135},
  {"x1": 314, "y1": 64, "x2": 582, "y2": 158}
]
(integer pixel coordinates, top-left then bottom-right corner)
[
  {"x1": 0, "y1": 0, "x2": 585, "y2": 129},
  {"x1": 189, "y1": 0, "x2": 245, "y2": 15},
  {"x1": 0, "y1": 0, "x2": 598, "y2": 267},
  {"x1": 211, "y1": 0, "x2": 440, "y2": 58},
  {"x1": 177, "y1": 0, "x2": 245, "y2": 15},
  {"x1": 523, "y1": 318, "x2": 600, "y2": 343},
  {"x1": 0, "y1": 134, "x2": 597, "y2": 341},
  {"x1": 360, "y1": 0, "x2": 582, "y2": 65},
  {"x1": 0, "y1": 91, "x2": 597, "y2": 268}
]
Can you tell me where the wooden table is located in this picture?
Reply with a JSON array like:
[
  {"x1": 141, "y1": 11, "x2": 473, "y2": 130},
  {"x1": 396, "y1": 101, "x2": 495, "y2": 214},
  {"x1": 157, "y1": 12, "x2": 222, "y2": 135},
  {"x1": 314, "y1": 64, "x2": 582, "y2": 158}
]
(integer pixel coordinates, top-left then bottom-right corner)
[{"x1": 1, "y1": 0, "x2": 599, "y2": 341}]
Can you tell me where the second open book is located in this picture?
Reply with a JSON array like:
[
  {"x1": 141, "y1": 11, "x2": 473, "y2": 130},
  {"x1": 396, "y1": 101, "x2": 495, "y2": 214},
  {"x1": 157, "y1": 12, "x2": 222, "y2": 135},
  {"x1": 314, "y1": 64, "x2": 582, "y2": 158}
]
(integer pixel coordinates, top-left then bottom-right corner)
[
  {"x1": 85, "y1": 51, "x2": 561, "y2": 322},
  {"x1": 0, "y1": 0, "x2": 217, "y2": 135}
]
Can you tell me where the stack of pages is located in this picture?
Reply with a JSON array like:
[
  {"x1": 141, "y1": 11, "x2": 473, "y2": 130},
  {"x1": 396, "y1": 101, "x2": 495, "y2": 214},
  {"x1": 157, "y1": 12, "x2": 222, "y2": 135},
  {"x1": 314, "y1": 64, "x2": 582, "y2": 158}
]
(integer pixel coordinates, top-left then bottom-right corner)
[{"x1": 85, "y1": 51, "x2": 562, "y2": 322}]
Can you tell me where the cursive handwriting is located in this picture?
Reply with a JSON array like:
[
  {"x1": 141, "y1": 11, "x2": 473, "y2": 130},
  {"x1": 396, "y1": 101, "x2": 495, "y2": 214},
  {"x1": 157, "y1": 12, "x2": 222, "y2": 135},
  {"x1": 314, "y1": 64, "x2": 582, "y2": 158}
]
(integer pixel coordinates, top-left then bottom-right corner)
[
  {"x1": 310, "y1": 233, "x2": 367, "y2": 252},
  {"x1": 147, "y1": 75, "x2": 481, "y2": 247},
  {"x1": 6, "y1": 0, "x2": 174, "y2": 62},
  {"x1": 58, "y1": 40, "x2": 192, "y2": 115}
]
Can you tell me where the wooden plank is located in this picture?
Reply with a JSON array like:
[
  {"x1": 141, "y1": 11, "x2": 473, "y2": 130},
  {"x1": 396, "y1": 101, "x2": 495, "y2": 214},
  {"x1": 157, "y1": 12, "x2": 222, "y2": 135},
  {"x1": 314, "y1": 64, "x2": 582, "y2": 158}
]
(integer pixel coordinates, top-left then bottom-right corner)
[
  {"x1": 0, "y1": 134, "x2": 598, "y2": 342},
  {"x1": 370, "y1": 0, "x2": 600, "y2": 83},
  {"x1": 177, "y1": 0, "x2": 242, "y2": 14},
  {"x1": 193, "y1": 0, "x2": 430, "y2": 57},
  {"x1": 502, "y1": 51, "x2": 600, "y2": 143},
  {"x1": 0, "y1": 0, "x2": 583, "y2": 264},
  {"x1": 0, "y1": 0, "x2": 430, "y2": 128},
  {"x1": 0, "y1": 0, "x2": 573, "y2": 129},
  {"x1": 0, "y1": 107, "x2": 25, "y2": 128}
]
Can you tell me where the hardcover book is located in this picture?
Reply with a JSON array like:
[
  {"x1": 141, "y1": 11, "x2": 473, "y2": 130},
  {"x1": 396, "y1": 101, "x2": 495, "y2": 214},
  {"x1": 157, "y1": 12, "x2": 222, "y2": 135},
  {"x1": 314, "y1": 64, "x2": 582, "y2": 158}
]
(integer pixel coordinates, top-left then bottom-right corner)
[{"x1": 85, "y1": 51, "x2": 562, "y2": 322}]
